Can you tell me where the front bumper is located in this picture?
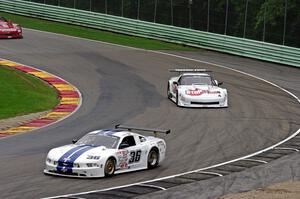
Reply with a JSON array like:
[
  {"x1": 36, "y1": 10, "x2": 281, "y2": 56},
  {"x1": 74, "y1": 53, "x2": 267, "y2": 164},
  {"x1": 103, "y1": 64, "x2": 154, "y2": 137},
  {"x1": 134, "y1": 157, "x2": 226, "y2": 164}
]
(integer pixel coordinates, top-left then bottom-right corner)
[
  {"x1": 0, "y1": 30, "x2": 22, "y2": 39},
  {"x1": 44, "y1": 162, "x2": 105, "y2": 178},
  {"x1": 178, "y1": 94, "x2": 228, "y2": 108}
]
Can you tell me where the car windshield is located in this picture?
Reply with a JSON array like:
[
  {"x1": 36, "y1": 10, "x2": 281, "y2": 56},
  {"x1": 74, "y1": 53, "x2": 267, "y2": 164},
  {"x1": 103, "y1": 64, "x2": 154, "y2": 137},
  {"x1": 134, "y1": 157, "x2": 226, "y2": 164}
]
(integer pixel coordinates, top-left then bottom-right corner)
[
  {"x1": 180, "y1": 75, "x2": 212, "y2": 85},
  {"x1": 76, "y1": 134, "x2": 120, "y2": 149},
  {"x1": 0, "y1": 17, "x2": 7, "y2": 22}
]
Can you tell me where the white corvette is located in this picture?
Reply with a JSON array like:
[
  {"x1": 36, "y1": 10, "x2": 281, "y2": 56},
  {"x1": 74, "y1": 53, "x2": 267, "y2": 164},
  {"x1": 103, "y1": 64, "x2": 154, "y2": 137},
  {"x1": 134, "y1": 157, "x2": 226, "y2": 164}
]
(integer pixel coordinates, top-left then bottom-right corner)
[
  {"x1": 167, "y1": 69, "x2": 228, "y2": 108},
  {"x1": 44, "y1": 125, "x2": 170, "y2": 178}
]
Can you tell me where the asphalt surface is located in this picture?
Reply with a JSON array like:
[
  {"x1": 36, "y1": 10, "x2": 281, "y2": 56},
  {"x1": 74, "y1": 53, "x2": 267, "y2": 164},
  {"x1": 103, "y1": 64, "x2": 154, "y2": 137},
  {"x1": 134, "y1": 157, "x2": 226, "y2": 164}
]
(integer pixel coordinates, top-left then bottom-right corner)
[{"x1": 0, "y1": 29, "x2": 299, "y2": 199}]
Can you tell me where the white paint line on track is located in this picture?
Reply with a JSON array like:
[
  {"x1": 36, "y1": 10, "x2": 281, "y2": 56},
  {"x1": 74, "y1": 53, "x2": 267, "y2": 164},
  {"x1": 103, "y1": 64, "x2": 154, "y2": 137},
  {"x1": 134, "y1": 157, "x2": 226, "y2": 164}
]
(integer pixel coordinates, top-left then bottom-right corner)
[
  {"x1": 22, "y1": 28, "x2": 300, "y2": 199},
  {"x1": 138, "y1": 184, "x2": 167, "y2": 191},
  {"x1": 242, "y1": 159, "x2": 268, "y2": 164},
  {"x1": 0, "y1": 58, "x2": 83, "y2": 139},
  {"x1": 274, "y1": 147, "x2": 299, "y2": 152},
  {"x1": 196, "y1": 171, "x2": 223, "y2": 177}
]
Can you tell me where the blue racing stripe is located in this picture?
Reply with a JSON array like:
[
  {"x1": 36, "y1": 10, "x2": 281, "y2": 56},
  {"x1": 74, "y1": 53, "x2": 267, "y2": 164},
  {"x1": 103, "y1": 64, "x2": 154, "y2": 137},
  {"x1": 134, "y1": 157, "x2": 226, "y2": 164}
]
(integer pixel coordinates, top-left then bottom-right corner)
[
  {"x1": 56, "y1": 145, "x2": 87, "y2": 172},
  {"x1": 98, "y1": 129, "x2": 122, "y2": 136},
  {"x1": 57, "y1": 146, "x2": 94, "y2": 173},
  {"x1": 57, "y1": 146, "x2": 84, "y2": 163}
]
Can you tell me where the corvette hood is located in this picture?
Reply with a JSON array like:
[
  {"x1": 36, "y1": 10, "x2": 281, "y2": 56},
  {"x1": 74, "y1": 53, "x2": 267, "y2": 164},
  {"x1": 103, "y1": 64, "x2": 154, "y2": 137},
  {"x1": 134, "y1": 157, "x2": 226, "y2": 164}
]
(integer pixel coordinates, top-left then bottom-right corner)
[
  {"x1": 0, "y1": 22, "x2": 15, "y2": 29},
  {"x1": 179, "y1": 85, "x2": 221, "y2": 96}
]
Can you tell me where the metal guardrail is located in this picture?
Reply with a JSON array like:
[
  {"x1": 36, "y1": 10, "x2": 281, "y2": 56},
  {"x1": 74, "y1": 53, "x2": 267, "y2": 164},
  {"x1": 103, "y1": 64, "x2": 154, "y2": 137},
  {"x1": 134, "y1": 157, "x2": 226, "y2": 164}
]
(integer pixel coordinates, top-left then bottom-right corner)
[{"x1": 1, "y1": 0, "x2": 300, "y2": 68}]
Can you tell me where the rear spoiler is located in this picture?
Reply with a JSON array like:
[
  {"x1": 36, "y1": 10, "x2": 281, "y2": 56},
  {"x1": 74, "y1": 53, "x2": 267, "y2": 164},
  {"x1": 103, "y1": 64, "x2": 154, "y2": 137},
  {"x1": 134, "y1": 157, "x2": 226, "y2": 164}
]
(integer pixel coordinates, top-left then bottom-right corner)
[
  {"x1": 115, "y1": 124, "x2": 170, "y2": 137},
  {"x1": 169, "y1": 69, "x2": 211, "y2": 73}
]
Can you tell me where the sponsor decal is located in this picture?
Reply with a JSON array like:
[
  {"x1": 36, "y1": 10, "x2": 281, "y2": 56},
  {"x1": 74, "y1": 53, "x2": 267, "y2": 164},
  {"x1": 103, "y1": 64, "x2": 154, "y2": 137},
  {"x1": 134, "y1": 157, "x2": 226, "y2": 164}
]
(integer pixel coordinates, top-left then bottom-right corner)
[
  {"x1": 117, "y1": 150, "x2": 129, "y2": 169},
  {"x1": 185, "y1": 88, "x2": 220, "y2": 96}
]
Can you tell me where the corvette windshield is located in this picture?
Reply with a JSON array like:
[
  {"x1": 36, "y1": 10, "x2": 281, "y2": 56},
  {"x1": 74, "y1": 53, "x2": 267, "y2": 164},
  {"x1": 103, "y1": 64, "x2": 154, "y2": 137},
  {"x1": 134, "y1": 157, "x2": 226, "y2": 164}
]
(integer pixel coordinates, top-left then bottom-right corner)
[
  {"x1": 76, "y1": 134, "x2": 120, "y2": 149},
  {"x1": 180, "y1": 75, "x2": 212, "y2": 85}
]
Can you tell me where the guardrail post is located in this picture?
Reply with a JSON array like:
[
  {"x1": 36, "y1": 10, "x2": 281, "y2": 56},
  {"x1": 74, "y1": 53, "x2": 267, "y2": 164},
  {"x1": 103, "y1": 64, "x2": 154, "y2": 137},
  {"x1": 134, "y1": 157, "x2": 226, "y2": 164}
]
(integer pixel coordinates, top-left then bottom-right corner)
[
  {"x1": 137, "y1": 0, "x2": 140, "y2": 20},
  {"x1": 154, "y1": 0, "x2": 157, "y2": 23},
  {"x1": 224, "y1": 0, "x2": 229, "y2": 35},
  {"x1": 243, "y1": 0, "x2": 248, "y2": 38},
  {"x1": 188, "y1": 0, "x2": 192, "y2": 28},
  {"x1": 121, "y1": 0, "x2": 124, "y2": 17},
  {"x1": 207, "y1": 0, "x2": 210, "y2": 31},
  {"x1": 263, "y1": 5, "x2": 266, "y2": 42},
  {"x1": 283, "y1": 0, "x2": 287, "y2": 45},
  {"x1": 171, "y1": 0, "x2": 173, "y2": 25}
]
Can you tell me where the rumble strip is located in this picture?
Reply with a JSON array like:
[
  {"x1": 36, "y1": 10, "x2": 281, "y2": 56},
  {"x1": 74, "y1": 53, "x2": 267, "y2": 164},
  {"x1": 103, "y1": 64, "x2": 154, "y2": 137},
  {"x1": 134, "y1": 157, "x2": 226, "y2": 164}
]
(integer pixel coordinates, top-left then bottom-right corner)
[{"x1": 0, "y1": 59, "x2": 82, "y2": 139}]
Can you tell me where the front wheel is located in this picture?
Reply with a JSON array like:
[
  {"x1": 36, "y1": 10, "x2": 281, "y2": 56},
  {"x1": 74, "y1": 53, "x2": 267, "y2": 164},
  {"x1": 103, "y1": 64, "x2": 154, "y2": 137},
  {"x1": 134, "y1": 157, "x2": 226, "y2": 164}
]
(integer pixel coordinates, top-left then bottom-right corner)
[
  {"x1": 147, "y1": 149, "x2": 159, "y2": 169},
  {"x1": 176, "y1": 92, "x2": 179, "y2": 106},
  {"x1": 167, "y1": 84, "x2": 172, "y2": 99},
  {"x1": 104, "y1": 158, "x2": 115, "y2": 177}
]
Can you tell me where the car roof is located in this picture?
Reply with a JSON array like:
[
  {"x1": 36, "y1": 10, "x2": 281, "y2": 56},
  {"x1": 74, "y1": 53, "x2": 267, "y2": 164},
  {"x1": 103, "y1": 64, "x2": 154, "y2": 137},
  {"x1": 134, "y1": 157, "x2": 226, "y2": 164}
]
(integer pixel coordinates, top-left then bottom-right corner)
[{"x1": 87, "y1": 129, "x2": 136, "y2": 138}]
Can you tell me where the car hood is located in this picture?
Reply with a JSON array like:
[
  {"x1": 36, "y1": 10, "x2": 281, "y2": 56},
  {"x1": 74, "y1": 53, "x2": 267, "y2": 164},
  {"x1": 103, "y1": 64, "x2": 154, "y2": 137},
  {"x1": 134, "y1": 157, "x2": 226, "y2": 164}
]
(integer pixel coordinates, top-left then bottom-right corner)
[
  {"x1": 0, "y1": 22, "x2": 15, "y2": 29},
  {"x1": 48, "y1": 144, "x2": 111, "y2": 162},
  {"x1": 179, "y1": 85, "x2": 222, "y2": 95}
]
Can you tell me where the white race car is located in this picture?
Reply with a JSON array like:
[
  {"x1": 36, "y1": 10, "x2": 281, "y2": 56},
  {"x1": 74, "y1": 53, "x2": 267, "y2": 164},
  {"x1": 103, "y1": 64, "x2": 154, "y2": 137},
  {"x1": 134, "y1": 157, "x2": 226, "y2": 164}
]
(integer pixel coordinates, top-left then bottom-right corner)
[
  {"x1": 44, "y1": 125, "x2": 170, "y2": 178},
  {"x1": 167, "y1": 69, "x2": 228, "y2": 108}
]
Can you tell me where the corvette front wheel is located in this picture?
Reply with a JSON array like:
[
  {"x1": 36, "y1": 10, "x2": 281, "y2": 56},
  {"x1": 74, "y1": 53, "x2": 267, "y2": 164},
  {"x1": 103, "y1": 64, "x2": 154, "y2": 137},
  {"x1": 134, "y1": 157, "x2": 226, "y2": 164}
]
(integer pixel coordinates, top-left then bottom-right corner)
[
  {"x1": 167, "y1": 84, "x2": 172, "y2": 99},
  {"x1": 104, "y1": 158, "x2": 115, "y2": 177},
  {"x1": 176, "y1": 92, "x2": 179, "y2": 106}
]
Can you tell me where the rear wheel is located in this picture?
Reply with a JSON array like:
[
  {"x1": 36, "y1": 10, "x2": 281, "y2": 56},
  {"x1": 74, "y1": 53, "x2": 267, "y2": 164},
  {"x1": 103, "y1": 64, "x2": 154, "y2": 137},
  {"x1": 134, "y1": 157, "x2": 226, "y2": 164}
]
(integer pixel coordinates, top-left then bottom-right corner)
[
  {"x1": 147, "y1": 149, "x2": 159, "y2": 169},
  {"x1": 104, "y1": 158, "x2": 115, "y2": 177}
]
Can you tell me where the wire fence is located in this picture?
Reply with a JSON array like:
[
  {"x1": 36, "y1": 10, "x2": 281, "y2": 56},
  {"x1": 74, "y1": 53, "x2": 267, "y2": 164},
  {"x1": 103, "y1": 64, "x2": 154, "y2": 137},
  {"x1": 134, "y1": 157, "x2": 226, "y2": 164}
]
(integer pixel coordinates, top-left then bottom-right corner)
[{"x1": 25, "y1": 0, "x2": 300, "y2": 48}]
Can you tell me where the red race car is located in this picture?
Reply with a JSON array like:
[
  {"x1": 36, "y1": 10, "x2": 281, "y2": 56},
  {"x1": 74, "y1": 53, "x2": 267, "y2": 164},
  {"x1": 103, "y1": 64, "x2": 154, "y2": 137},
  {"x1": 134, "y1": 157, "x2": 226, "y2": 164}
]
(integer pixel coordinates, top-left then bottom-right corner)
[{"x1": 0, "y1": 16, "x2": 22, "y2": 39}]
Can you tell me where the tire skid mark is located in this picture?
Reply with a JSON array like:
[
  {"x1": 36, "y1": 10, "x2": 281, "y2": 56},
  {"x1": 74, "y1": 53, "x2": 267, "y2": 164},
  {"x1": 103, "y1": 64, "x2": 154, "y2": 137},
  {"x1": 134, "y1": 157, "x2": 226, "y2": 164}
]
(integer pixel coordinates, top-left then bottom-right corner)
[{"x1": 0, "y1": 59, "x2": 82, "y2": 139}]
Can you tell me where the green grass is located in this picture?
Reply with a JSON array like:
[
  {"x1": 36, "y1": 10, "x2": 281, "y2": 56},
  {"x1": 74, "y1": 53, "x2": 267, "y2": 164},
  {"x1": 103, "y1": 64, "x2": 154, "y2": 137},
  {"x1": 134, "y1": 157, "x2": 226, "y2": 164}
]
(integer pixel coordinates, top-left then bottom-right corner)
[
  {"x1": 0, "y1": 12, "x2": 196, "y2": 51},
  {"x1": 0, "y1": 66, "x2": 59, "y2": 119}
]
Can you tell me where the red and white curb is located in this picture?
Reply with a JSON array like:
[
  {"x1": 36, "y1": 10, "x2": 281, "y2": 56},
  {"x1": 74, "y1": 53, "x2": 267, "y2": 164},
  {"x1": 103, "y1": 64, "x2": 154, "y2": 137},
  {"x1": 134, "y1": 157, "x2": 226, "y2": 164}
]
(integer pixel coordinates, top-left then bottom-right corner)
[{"x1": 0, "y1": 59, "x2": 82, "y2": 139}]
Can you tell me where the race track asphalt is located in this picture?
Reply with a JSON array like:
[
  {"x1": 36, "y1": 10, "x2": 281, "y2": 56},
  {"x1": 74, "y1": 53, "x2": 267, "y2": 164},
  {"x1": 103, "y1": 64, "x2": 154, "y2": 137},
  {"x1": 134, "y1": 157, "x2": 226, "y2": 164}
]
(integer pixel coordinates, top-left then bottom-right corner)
[{"x1": 0, "y1": 29, "x2": 299, "y2": 199}]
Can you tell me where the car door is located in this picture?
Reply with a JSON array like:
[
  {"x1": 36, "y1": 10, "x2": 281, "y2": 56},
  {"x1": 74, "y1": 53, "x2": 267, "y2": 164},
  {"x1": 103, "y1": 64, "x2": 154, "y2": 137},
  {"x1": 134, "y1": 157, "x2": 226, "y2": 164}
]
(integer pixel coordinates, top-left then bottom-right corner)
[{"x1": 118, "y1": 135, "x2": 146, "y2": 170}]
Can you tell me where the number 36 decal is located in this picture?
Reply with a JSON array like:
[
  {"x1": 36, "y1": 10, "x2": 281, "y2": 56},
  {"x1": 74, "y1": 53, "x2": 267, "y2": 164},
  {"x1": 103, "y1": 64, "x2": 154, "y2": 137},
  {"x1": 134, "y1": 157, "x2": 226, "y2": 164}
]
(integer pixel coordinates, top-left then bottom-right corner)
[{"x1": 129, "y1": 150, "x2": 141, "y2": 163}]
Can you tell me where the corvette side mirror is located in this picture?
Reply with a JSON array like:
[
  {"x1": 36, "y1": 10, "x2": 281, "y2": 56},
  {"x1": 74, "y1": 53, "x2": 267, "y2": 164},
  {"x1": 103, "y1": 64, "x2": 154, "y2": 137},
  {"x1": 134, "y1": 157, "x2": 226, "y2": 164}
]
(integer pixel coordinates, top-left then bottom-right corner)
[
  {"x1": 218, "y1": 82, "x2": 223, "y2": 86},
  {"x1": 72, "y1": 139, "x2": 78, "y2": 144}
]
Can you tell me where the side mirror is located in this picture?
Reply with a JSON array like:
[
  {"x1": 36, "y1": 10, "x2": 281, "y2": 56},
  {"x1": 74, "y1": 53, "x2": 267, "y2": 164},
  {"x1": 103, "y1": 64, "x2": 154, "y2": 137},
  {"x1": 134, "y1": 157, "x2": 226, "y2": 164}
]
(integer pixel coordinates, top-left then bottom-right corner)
[
  {"x1": 214, "y1": 80, "x2": 223, "y2": 86},
  {"x1": 173, "y1": 81, "x2": 178, "y2": 86},
  {"x1": 119, "y1": 143, "x2": 129, "y2": 149},
  {"x1": 72, "y1": 139, "x2": 78, "y2": 144}
]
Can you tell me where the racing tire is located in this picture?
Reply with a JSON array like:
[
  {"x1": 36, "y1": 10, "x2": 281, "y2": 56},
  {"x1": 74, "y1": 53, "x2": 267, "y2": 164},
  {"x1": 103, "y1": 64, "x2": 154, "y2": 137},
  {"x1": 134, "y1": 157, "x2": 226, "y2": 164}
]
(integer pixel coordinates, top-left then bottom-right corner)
[
  {"x1": 147, "y1": 148, "x2": 159, "y2": 169},
  {"x1": 167, "y1": 84, "x2": 172, "y2": 99},
  {"x1": 176, "y1": 92, "x2": 179, "y2": 107},
  {"x1": 104, "y1": 158, "x2": 116, "y2": 177}
]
